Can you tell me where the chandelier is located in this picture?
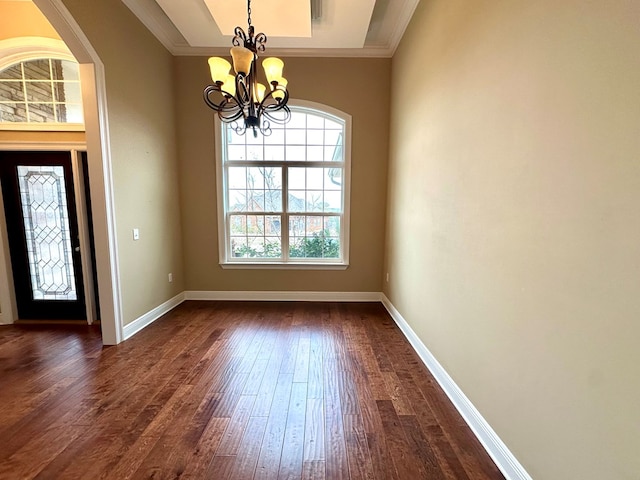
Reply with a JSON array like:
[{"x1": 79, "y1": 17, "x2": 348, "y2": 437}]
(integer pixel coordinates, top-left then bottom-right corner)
[{"x1": 203, "y1": 0, "x2": 290, "y2": 137}]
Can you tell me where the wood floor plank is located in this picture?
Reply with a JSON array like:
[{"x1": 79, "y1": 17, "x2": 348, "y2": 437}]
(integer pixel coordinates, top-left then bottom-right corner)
[
  {"x1": 303, "y1": 398, "x2": 325, "y2": 462},
  {"x1": 277, "y1": 382, "x2": 307, "y2": 479},
  {"x1": 216, "y1": 394, "x2": 258, "y2": 456},
  {"x1": 0, "y1": 301, "x2": 504, "y2": 480},
  {"x1": 254, "y1": 373, "x2": 294, "y2": 480}
]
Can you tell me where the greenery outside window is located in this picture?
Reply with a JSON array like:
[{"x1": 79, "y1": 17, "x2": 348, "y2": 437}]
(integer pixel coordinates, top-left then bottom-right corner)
[{"x1": 216, "y1": 101, "x2": 351, "y2": 269}]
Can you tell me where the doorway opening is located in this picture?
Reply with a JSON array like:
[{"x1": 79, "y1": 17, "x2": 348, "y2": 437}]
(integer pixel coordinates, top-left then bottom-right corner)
[{"x1": 0, "y1": 149, "x2": 99, "y2": 322}]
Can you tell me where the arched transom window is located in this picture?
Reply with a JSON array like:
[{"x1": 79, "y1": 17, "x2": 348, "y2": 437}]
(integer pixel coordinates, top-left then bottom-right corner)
[{"x1": 0, "y1": 57, "x2": 83, "y2": 126}]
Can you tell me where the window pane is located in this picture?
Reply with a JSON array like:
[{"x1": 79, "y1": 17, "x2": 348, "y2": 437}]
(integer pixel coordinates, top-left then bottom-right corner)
[
  {"x1": 306, "y1": 146, "x2": 323, "y2": 161},
  {"x1": 325, "y1": 168, "x2": 342, "y2": 190},
  {"x1": 227, "y1": 145, "x2": 246, "y2": 160},
  {"x1": 246, "y1": 215, "x2": 265, "y2": 236},
  {"x1": 230, "y1": 214, "x2": 282, "y2": 258},
  {"x1": 264, "y1": 145, "x2": 284, "y2": 161},
  {"x1": 324, "y1": 191, "x2": 342, "y2": 212},
  {"x1": 288, "y1": 112, "x2": 306, "y2": 128},
  {"x1": 288, "y1": 215, "x2": 340, "y2": 259},
  {"x1": 28, "y1": 103, "x2": 56, "y2": 123},
  {"x1": 288, "y1": 190, "x2": 306, "y2": 212},
  {"x1": 53, "y1": 81, "x2": 81, "y2": 104},
  {"x1": 55, "y1": 60, "x2": 80, "y2": 81},
  {"x1": 230, "y1": 215, "x2": 246, "y2": 235},
  {"x1": 307, "y1": 115, "x2": 324, "y2": 129},
  {"x1": 264, "y1": 128, "x2": 284, "y2": 145},
  {"x1": 17, "y1": 165, "x2": 78, "y2": 300},
  {"x1": 306, "y1": 191, "x2": 324, "y2": 212},
  {"x1": 56, "y1": 104, "x2": 83, "y2": 123},
  {"x1": 285, "y1": 145, "x2": 305, "y2": 161},
  {"x1": 228, "y1": 167, "x2": 247, "y2": 189},
  {"x1": 0, "y1": 103, "x2": 27, "y2": 122},
  {"x1": 306, "y1": 168, "x2": 323, "y2": 190},
  {"x1": 0, "y1": 64, "x2": 22, "y2": 80},
  {"x1": 63, "y1": 103, "x2": 84, "y2": 123},
  {"x1": 247, "y1": 144, "x2": 263, "y2": 160},
  {"x1": 23, "y1": 59, "x2": 51, "y2": 80},
  {"x1": 0, "y1": 81, "x2": 25, "y2": 101},
  {"x1": 229, "y1": 189, "x2": 247, "y2": 212},
  {"x1": 25, "y1": 82, "x2": 53, "y2": 103},
  {"x1": 228, "y1": 167, "x2": 282, "y2": 213},
  {"x1": 286, "y1": 129, "x2": 306, "y2": 145},
  {"x1": 325, "y1": 145, "x2": 342, "y2": 162},
  {"x1": 325, "y1": 130, "x2": 343, "y2": 149},
  {"x1": 325, "y1": 118, "x2": 343, "y2": 130},
  {"x1": 286, "y1": 167, "x2": 343, "y2": 213},
  {"x1": 307, "y1": 129, "x2": 324, "y2": 145},
  {"x1": 288, "y1": 168, "x2": 305, "y2": 190}
]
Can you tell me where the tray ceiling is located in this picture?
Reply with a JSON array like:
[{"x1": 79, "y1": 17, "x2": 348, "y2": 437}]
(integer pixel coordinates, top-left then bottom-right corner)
[{"x1": 122, "y1": 0, "x2": 420, "y2": 57}]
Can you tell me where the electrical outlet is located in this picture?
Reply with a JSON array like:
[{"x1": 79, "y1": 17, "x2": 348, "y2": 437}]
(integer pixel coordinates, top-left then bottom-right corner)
[
  {"x1": 168, "y1": 273, "x2": 173, "y2": 283},
  {"x1": 133, "y1": 228, "x2": 140, "y2": 240}
]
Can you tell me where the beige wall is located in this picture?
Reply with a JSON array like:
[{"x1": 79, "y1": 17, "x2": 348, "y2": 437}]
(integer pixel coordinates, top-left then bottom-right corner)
[
  {"x1": 0, "y1": 1, "x2": 60, "y2": 41},
  {"x1": 385, "y1": 1, "x2": 640, "y2": 479},
  {"x1": 175, "y1": 56, "x2": 390, "y2": 292},
  {"x1": 60, "y1": 0, "x2": 184, "y2": 324}
]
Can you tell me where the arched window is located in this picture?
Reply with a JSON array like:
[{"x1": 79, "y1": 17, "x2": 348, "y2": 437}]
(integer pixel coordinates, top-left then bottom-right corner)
[
  {"x1": 0, "y1": 39, "x2": 83, "y2": 128},
  {"x1": 216, "y1": 101, "x2": 352, "y2": 268}
]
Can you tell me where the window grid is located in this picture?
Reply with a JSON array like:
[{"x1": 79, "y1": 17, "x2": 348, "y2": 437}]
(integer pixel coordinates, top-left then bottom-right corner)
[
  {"x1": 220, "y1": 107, "x2": 348, "y2": 264},
  {"x1": 0, "y1": 58, "x2": 83, "y2": 124}
]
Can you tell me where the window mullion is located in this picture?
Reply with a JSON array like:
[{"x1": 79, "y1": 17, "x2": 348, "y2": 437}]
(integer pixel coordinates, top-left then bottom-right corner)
[
  {"x1": 282, "y1": 166, "x2": 289, "y2": 261},
  {"x1": 20, "y1": 63, "x2": 30, "y2": 122}
]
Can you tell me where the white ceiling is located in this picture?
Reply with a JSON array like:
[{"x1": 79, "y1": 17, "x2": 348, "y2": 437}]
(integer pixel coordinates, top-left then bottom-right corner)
[{"x1": 122, "y1": 0, "x2": 420, "y2": 57}]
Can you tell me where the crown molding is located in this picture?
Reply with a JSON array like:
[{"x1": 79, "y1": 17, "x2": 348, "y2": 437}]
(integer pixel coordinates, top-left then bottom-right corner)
[
  {"x1": 121, "y1": 0, "x2": 189, "y2": 53},
  {"x1": 170, "y1": 45, "x2": 395, "y2": 58}
]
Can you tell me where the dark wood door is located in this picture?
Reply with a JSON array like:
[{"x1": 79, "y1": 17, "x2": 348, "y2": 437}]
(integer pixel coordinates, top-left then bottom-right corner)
[{"x1": 0, "y1": 151, "x2": 86, "y2": 319}]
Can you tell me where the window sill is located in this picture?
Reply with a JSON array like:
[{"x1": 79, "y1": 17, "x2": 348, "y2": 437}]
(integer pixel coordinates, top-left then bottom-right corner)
[
  {"x1": 0, "y1": 123, "x2": 85, "y2": 132},
  {"x1": 220, "y1": 262, "x2": 349, "y2": 270}
]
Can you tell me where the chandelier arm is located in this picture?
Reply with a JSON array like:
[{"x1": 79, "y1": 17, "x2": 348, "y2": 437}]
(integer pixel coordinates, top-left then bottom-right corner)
[
  {"x1": 259, "y1": 117, "x2": 273, "y2": 136},
  {"x1": 258, "y1": 88, "x2": 290, "y2": 111},
  {"x1": 232, "y1": 27, "x2": 248, "y2": 47},
  {"x1": 261, "y1": 106, "x2": 291, "y2": 126},
  {"x1": 254, "y1": 33, "x2": 267, "y2": 53},
  {"x1": 203, "y1": 86, "x2": 246, "y2": 123}
]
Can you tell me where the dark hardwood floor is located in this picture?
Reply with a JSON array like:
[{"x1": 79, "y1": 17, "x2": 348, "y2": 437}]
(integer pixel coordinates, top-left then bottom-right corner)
[{"x1": 0, "y1": 301, "x2": 504, "y2": 479}]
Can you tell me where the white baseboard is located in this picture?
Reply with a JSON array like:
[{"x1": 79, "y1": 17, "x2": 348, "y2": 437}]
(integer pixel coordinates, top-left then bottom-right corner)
[
  {"x1": 123, "y1": 292, "x2": 185, "y2": 340},
  {"x1": 380, "y1": 294, "x2": 532, "y2": 480},
  {"x1": 184, "y1": 290, "x2": 382, "y2": 302}
]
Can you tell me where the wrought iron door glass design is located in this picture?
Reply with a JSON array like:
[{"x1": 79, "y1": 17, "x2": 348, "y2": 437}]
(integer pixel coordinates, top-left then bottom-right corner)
[{"x1": 17, "y1": 165, "x2": 77, "y2": 300}]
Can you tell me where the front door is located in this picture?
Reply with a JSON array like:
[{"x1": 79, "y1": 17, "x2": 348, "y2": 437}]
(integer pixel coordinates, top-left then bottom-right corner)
[{"x1": 0, "y1": 151, "x2": 86, "y2": 319}]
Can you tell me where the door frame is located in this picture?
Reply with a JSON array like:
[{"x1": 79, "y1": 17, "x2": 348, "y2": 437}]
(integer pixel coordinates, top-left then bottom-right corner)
[{"x1": 0, "y1": 145, "x2": 97, "y2": 324}]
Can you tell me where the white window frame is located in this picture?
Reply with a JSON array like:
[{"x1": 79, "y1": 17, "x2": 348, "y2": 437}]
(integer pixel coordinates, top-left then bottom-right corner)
[
  {"x1": 0, "y1": 37, "x2": 84, "y2": 131},
  {"x1": 215, "y1": 99, "x2": 352, "y2": 270}
]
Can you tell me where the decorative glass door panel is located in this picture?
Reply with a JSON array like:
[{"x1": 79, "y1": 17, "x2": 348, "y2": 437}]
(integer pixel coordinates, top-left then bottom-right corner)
[
  {"x1": 0, "y1": 151, "x2": 86, "y2": 319},
  {"x1": 17, "y1": 165, "x2": 78, "y2": 301}
]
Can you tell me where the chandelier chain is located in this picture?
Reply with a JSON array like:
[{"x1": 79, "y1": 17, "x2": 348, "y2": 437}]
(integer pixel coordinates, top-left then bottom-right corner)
[{"x1": 247, "y1": 0, "x2": 252, "y2": 28}]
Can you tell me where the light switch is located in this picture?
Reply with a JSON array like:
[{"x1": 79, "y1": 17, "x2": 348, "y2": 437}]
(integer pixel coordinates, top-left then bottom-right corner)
[{"x1": 133, "y1": 228, "x2": 140, "y2": 240}]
